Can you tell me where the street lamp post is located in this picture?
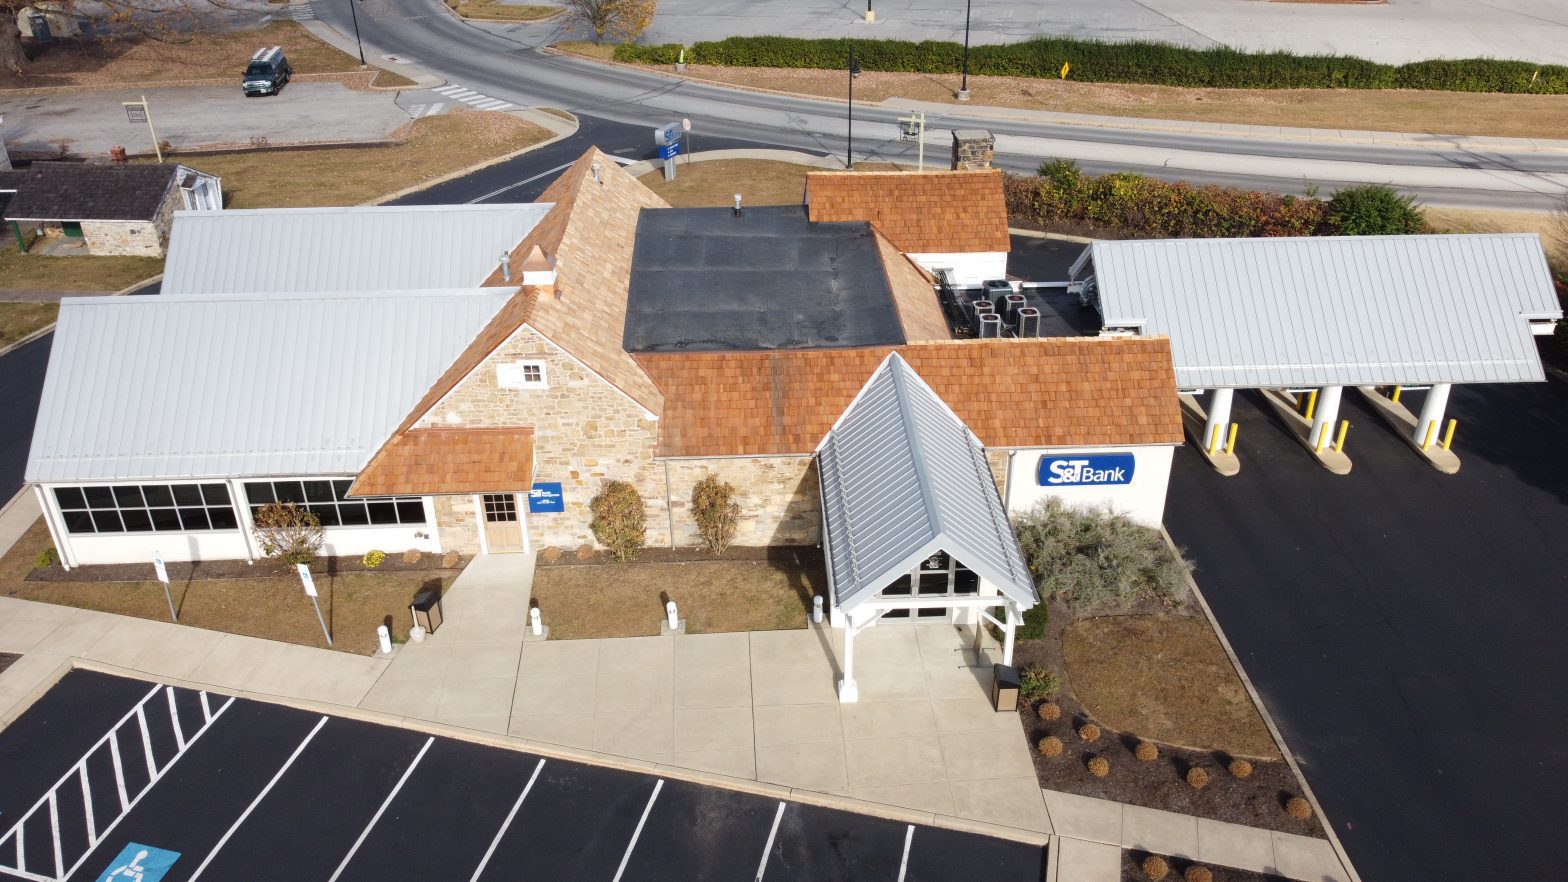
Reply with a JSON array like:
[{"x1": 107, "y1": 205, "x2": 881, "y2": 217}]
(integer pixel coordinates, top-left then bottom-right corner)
[
  {"x1": 865, "y1": 0, "x2": 874, "y2": 22},
  {"x1": 957, "y1": 0, "x2": 972, "y2": 101},
  {"x1": 348, "y1": 0, "x2": 367, "y2": 66},
  {"x1": 847, "y1": 47, "x2": 862, "y2": 168}
]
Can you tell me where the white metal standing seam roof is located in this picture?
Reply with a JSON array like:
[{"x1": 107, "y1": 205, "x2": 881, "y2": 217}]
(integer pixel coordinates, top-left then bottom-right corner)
[
  {"x1": 25, "y1": 288, "x2": 515, "y2": 484},
  {"x1": 160, "y1": 203, "x2": 554, "y2": 296},
  {"x1": 817, "y1": 354, "x2": 1038, "y2": 613},
  {"x1": 1085, "y1": 234, "x2": 1563, "y2": 389}
]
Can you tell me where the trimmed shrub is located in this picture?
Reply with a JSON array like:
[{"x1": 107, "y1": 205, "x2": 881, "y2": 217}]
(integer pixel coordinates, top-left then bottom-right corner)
[
  {"x1": 1326, "y1": 184, "x2": 1428, "y2": 235},
  {"x1": 1141, "y1": 855, "x2": 1170, "y2": 881},
  {"x1": 1228, "y1": 758, "x2": 1254, "y2": 779},
  {"x1": 1086, "y1": 756, "x2": 1110, "y2": 778},
  {"x1": 589, "y1": 480, "x2": 646, "y2": 562},
  {"x1": 1015, "y1": 601, "x2": 1049, "y2": 640},
  {"x1": 1037, "y1": 736, "x2": 1064, "y2": 757},
  {"x1": 575, "y1": 543, "x2": 595, "y2": 560},
  {"x1": 541, "y1": 546, "x2": 564, "y2": 563},
  {"x1": 1012, "y1": 498, "x2": 1191, "y2": 612},
  {"x1": 1078, "y1": 723, "x2": 1101, "y2": 743},
  {"x1": 1037, "y1": 701, "x2": 1062, "y2": 722},
  {"x1": 402, "y1": 549, "x2": 422, "y2": 565},
  {"x1": 442, "y1": 551, "x2": 461, "y2": 568},
  {"x1": 1135, "y1": 741, "x2": 1159, "y2": 762},
  {"x1": 252, "y1": 503, "x2": 324, "y2": 566},
  {"x1": 1186, "y1": 767, "x2": 1210, "y2": 789},
  {"x1": 1020, "y1": 666, "x2": 1059, "y2": 701},
  {"x1": 1285, "y1": 796, "x2": 1314, "y2": 820},
  {"x1": 691, "y1": 473, "x2": 740, "y2": 555},
  {"x1": 34, "y1": 546, "x2": 58, "y2": 570},
  {"x1": 362, "y1": 550, "x2": 386, "y2": 569},
  {"x1": 1184, "y1": 867, "x2": 1214, "y2": 882}
]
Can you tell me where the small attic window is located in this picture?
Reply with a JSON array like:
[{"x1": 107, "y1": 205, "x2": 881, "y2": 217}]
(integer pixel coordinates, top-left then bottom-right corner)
[{"x1": 497, "y1": 360, "x2": 547, "y2": 390}]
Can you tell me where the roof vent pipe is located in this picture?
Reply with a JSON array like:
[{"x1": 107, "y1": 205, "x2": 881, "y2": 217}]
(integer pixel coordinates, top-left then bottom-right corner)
[
  {"x1": 733, "y1": 194, "x2": 743, "y2": 216},
  {"x1": 591, "y1": 161, "x2": 602, "y2": 184},
  {"x1": 499, "y1": 251, "x2": 510, "y2": 282}
]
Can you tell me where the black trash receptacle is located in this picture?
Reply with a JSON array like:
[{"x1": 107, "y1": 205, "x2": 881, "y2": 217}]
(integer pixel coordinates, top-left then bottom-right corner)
[
  {"x1": 991, "y1": 663, "x2": 1021, "y2": 712},
  {"x1": 410, "y1": 589, "x2": 444, "y2": 634}
]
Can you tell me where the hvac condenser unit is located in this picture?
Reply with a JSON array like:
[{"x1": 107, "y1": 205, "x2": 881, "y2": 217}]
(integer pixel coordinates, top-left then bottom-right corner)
[
  {"x1": 978, "y1": 313, "x2": 1003, "y2": 338},
  {"x1": 1002, "y1": 292, "x2": 1027, "y2": 323},
  {"x1": 1015, "y1": 306, "x2": 1042, "y2": 338}
]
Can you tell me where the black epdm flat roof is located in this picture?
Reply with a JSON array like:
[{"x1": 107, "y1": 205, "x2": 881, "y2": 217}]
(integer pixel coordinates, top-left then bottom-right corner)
[{"x1": 624, "y1": 204, "x2": 904, "y2": 351}]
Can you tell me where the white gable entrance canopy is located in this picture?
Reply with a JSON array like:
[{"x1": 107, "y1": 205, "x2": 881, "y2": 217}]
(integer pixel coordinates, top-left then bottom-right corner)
[{"x1": 816, "y1": 353, "x2": 1038, "y2": 702}]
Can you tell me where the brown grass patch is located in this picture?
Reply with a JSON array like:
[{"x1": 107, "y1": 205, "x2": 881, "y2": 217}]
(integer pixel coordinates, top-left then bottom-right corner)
[
  {"x1": 0, "y1": 251, "x2": 163, "y2": 292},
  {"x1": 0, "y1": 301, "x2": 59, "y2": 345},
  {"x1": 370, "y1": 68, "x2": 419, "y2": 89},
  {"x1": 1064, "y1": 615, "x2": 1279, "y2": 759},
  {"x1": 529, "y1": 557, "x2": 817, "y2": 639},
  {"x1": 555, "y1": 41, "x2": 615, "y2": 61},
  {"x1": 445, "y1": 0, "x2": 560, "y2": 21},
  {"x1": 164, "y1": 109, "x2": 551, "y2": 208},
  {"x1": 636, "y1": 159, "x2": 910, "y2": 209},
  {"x1": 0, "y1": 519, "x2": 456, "y2": 656},
  {"x1": 1425, "y1": 206, "x2": 1567, "y2": 271},
  {"x1": 643, "y1": 64, "x2": 1568, "y2": 141}
]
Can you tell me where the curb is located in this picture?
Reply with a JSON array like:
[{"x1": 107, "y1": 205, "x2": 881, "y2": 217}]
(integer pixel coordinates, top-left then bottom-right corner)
[
  {"x1": 1009, "y1": 227, "x2": 1094, "y2": 245},
  {"x1": 621, "y1": 147, "x2": 844, "y2": 179},
  {"x1": 364, "y1": 112, "x2": 581, "y2": 205},
  {"x1": 1161, "y1": 528, "x2": 1364, "y2": 882}
]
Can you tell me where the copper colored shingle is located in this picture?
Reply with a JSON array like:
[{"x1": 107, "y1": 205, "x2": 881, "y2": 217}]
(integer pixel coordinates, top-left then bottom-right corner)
[
  {"x1": 637, "y1": 337, "x2": 1183, "y2": 457},
  {"x1": 806, "y1": 169, "x2": 1011, "y2": 254},
  {"x1": 873, "y1": 229, "x2": 951, "y2": 343},
  {"x1": 349, "y1": 428, "x2": 534, "y2": 496}
]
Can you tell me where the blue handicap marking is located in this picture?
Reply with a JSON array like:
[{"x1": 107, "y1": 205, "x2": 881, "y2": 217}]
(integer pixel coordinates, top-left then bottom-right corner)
[{"x1": 96, "y1": 843, "x2": 180, "y2": 882}]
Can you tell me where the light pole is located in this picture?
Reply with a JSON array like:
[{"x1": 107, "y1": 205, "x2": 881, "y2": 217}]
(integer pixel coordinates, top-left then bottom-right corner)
[
  {"x1": 957, "y1": 0, "x2": 972, "y2": 101},
  {"x1": 847, "y1": 47, "x2": 862, "y2": 169},
  {"x1": 865, "y1": 0, "x2": 874, "y2": 22},
  {"x1": 348, "y1": 0, "x2": 367, "y2": 66}
]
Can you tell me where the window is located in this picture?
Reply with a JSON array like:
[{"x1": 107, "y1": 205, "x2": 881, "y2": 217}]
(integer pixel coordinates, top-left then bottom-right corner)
[
  {"x1": 243, "y1": 479, "x2": 426, "y2": 528},
  {"x1": 496, "y1": 360, "x2": 547, "y2": 390},
  {"x1": 53, "y1": 483, "x2": 238, "y2": 535},
  {"x1": 875, "y1": 552, "x2": 980, "y2": 601}
]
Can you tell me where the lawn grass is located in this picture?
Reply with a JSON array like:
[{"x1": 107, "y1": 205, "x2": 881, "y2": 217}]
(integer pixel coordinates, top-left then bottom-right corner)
[
  {"x1": 0, "y1": 518, "x2": 458, "y2": 656},
  {"x1": 1063, "y1": 615, "x2": 1279, "y2": 759},
  {"x1": 529, "y1": 558, "x2": 817, "y2": 639},
  {"x1": 170, "y1": 110, "x2": 552, "y2": 208},
  {"x1": 370, "y1": 68, "x2": 419, "y2": 89},
  {"x1": 446, "y1": 0, "x2": 560, "y2": 21},
  {"x1": 636, "y1": 159, "x2": 907, "y2": 208},
  {"x1": 0, "y1": 302, "x2": 60, "y2": 346},
  {"x1": 1426, "y1": 205, "x2": 1567, "y2": 271},
  {"x1": 555, "y1": 41, "x2": 615, "y2": 61},
  {"x1": 0, "y1": 250, "x2": 164, "y2": 292}
]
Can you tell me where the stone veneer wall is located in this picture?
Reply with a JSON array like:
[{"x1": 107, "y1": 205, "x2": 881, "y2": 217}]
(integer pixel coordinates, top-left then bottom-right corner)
[
  {"x1": 986, "y1": 448, "x2": 1010, "y2": 499},
  {"x1": 434, "y1": 494, "x2": 482, "y2": 554},
  {"x1": 81, "y1": 182, "x2": 179, "y2": 257},
  {"x1": 421, "y1": 325, "x2": 669, "y2": 551},
  {"x1": 663, "y1": 457, "x2": 820, "y2": 548}
]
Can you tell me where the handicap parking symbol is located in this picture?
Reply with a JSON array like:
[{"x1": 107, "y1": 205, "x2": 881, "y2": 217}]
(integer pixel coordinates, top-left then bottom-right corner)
[{"x1": 96, "y1": 843, "x2": 180, "y2": 882}]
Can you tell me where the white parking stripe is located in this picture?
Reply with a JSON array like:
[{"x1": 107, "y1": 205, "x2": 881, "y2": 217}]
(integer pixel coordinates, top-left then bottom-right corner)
[
  {"x1": 753, "y1": 801, "x2": 787, "y2": 881},
  {"x1": 468, "y1": 758, "x2": 545, "y2": 882},
  {"x1": 188, "y1": 716, "x2": 328, "y2": 881},
  {"x1": 897, "y1": 825, "x2": 914, "y2": 881},
  {"x1": 611, "y1": 779, "x2": 663, "y2": 882},
  {"x1": 326, "y1": 737, "x2": 435, "y2": 882}
]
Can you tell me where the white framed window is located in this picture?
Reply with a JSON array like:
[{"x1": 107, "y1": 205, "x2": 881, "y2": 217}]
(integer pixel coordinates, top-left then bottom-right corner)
[{"x1": 496, "y1": 360, "x2": 548, "y2": 389}]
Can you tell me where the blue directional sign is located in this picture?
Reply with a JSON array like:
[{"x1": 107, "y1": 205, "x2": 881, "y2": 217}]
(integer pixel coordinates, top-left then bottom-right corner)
[
  {"x1": 658, "y1": 141, "x2": 681, "y2": 160},
  {"x1": 528, "y1": 482, "x2": 565, "y2": 513},
  {"x1": 97, "y1": 843, "x2": 180, "y2": 882},
  {"x1": 1037, "y1": 453, "x2": 1136, "y2": 487}
]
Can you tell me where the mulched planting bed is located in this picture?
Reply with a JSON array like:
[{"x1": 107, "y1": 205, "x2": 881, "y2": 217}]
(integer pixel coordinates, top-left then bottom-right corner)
[
  {"x1": 28, "y1": 550, "x2": 466, "y2": 583},
  {"x1": 1122, "y1": 849, "x2": 1289, "y2": 882},
  {"x1": 537, "y1": 545, "x2": 823, "y2": 567}
]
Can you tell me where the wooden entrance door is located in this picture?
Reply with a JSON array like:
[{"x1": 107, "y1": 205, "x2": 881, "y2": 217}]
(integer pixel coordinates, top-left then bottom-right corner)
[{"x1": 481, "y1": 493, "x2": 524, "y2": 552}]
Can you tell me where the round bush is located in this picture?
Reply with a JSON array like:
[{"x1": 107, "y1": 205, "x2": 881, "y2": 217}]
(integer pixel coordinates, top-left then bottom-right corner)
[
  {"x1": 574, "y1": 543, "x2": 595, "y2": 560},
  {"x1": 1228, "y1": 758, "x2": 1254, "y2": 779},
  {"x1": 402, "y1": 549, "x2": 422, "y2": 564},
  {"x1": 361, "y1": 549, "x2": 386, "y2": 569},
  {"x1": 1135, "y1": 741, "x2": 1159, "y2": 762},
  {"x1": 1037, "y1": 701, "x2": 1062, "y2": 722},
  {"x1": 1141, "y1": 854, "x2": 1169, "y2": 881},
  {"x1": 1184, "y1": 866, "x2": 1213, "y2": 882},
  {"x1": 1087, "y1": 756, "x2": 1110, "y2": 778},
  {"x1": 1186, "y1": 767, "x2": 1210, "y2": 789},
  {"x1": 441, "y1": 551, "x2": 461, "y2": 568},
  {"x1": 1078, "y1": 723, "x2": 1101, "y2": 742},
  {"x1": 1286, "y1": 796, "x2": 1314, "y2": 820},
  {"x1": 540, "y1": 546, "x2": 564, "y2": 563},
  {"x1": 1037, "y1": 736, "x2": 1064, "y2": 757}
]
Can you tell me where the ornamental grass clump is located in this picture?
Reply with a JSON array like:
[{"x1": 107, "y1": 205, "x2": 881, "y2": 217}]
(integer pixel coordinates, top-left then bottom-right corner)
[
  {"x1": 1285, "y1": 796, "x2": 1314, "y2": 820},
  {"x1": 1037, "y1": 736, "x2": 1064, "y2": 757},
  {"x1": 1037, "y1": 701, "x2": 1062, "y2": 722},
  {"x1": 1228, "y1": 758, "x2": 1254, "y2": 779},
  {"x1": 1020, "y1": 666, "x2": 1059, "y2": 701},
  {"x1": 1078, "y1": 723, "x2": 1101, "y2": 743},
  {"x1": 589, "y1": 480, "x2": 646, "y2": 562},
  {"x1": 1011, "y1": 498, "x2": 1192, "y2": 612},
  {"x1": 1086, "y1": 756, "x2": 1110, "y2": 778},
  {"x1": 1135, "y1": 741, "x2": 1159, "y2": 762},
  {"x1": 1140, "y1": 854, "x2": 1169, "y2": 880},
  {"x1": 1186, "y1": 767, "x2": 1210, "y2": 789},
  {"x1": 1184, "y1": 866, "x2": 1213, "y2": 882}
]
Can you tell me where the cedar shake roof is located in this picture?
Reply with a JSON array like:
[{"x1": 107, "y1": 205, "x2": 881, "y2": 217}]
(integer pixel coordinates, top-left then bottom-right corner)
[
  {"x1": 349, "y1": 428, "x2": 534, "y2": 496},
  {"x1": 637, "y1": 337, "x2": 1182, "y2": 457},
  {"x1": 392, "y1": 148, "x2": 670, "y2": 434},
  {"x1": 4, "y1": 162, "x2": 186, "y2": 222},
  {"x1": 873, "y1": 229, "x2": 950, "y2": 343},
  {"x1": 806, "y1": 169, "x2": 1011, "y2": 254}
]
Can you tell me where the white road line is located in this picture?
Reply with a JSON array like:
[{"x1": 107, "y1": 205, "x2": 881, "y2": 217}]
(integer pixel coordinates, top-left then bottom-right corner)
[
  {"x1": 433, "y1": 85, "x2": 465, "y2": 96},
  {"x1": 326, "y1": 737, "x2": 435, "y2": 882},
  {"x1": 753, "y1": 801, "x2": 787, "y2": 881},
  {"x1": 474, "y1": 99, "x2": 507, "y2": 110},
  {"x1": 187, "y1": 716, "x2": 328, "y2": 882},
  {"x1": 424, "y1": 102, "x2": 446, "y2": 118},
  {"x1": 611, "y1": 779, "x2": 663, "y2": 882},
  {"x1": 79, "y1": 765, "x2": 95, "y2": 842},
  {"x1": 468, "y1": 758, "x2": 545, "y2": 882},
  {"x1": 166, "y1": 687, "x2": 185, "y2": 749},
  {"x1": 108, "y1": 733, "x2": 129, "y2": 811},
  {"x1": 897, "y1": 824, "x2": 914, "y2": 882},
  {"x1": 449, "y1": 89, "x2": 479, "y2": 100},
  {"x1": 135, "y1": 704, "x2": 156, "y2": 777}
]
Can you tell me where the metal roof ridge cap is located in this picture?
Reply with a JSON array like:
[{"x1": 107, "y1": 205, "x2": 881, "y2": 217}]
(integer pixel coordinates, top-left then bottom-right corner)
[{"x1": 888, "y1": 356, "x2": 944, "y2": 542}]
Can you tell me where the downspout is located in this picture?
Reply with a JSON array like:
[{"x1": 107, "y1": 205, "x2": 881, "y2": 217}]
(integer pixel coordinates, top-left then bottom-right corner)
[
  {"x1": 663, "y1": 460, "x2": 676, "y2": 549},
  {"x1": 228, "y1": 478, "x2": 257, "y2": 564}
]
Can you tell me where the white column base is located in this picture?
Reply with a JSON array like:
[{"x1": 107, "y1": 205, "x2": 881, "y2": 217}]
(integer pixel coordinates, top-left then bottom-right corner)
[{"x1": 837, "y1": 678, "x2": 860, "y2": 703}]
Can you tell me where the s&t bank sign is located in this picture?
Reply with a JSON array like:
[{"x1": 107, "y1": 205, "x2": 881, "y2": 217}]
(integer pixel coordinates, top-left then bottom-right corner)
[{"x1": 1038, "y1": 453, "x2": 1136, "y2": 487}]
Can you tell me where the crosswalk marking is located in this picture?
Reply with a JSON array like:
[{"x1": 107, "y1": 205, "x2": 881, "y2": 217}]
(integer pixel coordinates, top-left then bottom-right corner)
[{"x1": 431, "y1": 84, "x2": 512, "y2": 113}]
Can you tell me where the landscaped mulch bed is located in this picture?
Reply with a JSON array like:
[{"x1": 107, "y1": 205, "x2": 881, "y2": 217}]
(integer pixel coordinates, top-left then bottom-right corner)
[
  {"x1": 28, "y1": 548, "x2": 466, "y2": 583},
  {"x1": 538, "y1": 545, "x2": 822, "y2": 567},
  {"x1": 1122, "y1": 849, "x2": 1288, "y2": 882}
]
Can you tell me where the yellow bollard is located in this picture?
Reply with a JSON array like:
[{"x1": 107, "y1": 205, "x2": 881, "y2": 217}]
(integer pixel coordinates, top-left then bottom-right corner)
[
  {"x1": 1334, "y1": 419, "x2": 1349, "y2": 453},
  {"x1": 1208, "y1": 424, "x2": 1220, "y2": 456},
  {"x1": 1442, "y1": 418, "x2": 1457, "y2": 451},
  {"x1": 1314, "y1": 422, "x2": 1330, "y2": 453},
  {"x1": 1421, "y1": 421, "x2": 1437, "y2": 450},
  {"x1": 1391, "y1": 385, "x2": 1403, "y2": 404},
  {"x1": 1304, "y1": 389, "x2": 1319, "y2": 422},
  {"x1": 1225, "y1": 422, "x2": 1239, "y2": 455}
]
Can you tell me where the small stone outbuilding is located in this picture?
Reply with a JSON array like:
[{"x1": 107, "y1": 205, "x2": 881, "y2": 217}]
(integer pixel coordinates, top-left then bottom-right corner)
[{"x1": 3, "y1": 162, "x2": 222, "y2": 256}]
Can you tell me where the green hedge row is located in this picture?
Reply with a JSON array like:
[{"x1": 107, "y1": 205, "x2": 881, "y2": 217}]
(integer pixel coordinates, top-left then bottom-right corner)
[{"x1": 614, "y1": 36, "x2": 1568, "y2": 94}]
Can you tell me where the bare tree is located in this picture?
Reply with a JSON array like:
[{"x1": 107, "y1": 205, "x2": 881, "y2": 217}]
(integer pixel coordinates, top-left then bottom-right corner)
[
  {"x1": 562, "y1": 0, "x2": 655, "y2": 43},
  {"x1": 2, "y1": 0, "x2": 233, "y2": 77},
  {"x1": 252, "y1": 502, "x2": 324, "y2": 566}
]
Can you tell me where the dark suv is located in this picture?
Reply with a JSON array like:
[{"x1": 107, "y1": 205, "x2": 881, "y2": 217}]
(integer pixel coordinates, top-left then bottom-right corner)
[{"x1": 243, "y1": 46, "x2": 291, "y2": 96}]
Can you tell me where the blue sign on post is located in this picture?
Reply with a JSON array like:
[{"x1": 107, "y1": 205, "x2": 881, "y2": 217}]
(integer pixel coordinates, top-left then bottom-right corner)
[
  {"x1": 97, "y1": 843, "x2": 180, "y2": 882},
  {"x1": 528, "y1": 482, "x2": 565, "y2": 513},
  {"x1": 1037, "y1": 453, "x2": 1136, "y2": 487},
  {"x1": 658, "y1": 140, "x2": 681, "y2": 160}
]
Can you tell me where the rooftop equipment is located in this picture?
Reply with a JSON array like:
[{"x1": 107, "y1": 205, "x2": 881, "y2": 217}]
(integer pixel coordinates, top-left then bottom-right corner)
[
  {"x1": 978, "y1": 312, "x2": 1003, "y2": 339},
  {"x1": 1015, "y1": 306, "x2": 1041, "y2": 338},
  {"x1": 1002, "y1": 292, "x2": 1027, "y2": 324}
]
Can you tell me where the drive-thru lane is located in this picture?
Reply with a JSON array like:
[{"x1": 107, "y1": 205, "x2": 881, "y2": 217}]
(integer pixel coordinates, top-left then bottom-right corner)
[{"x1": 0, "y1": 671, "x2": 1047, "y2": 882}]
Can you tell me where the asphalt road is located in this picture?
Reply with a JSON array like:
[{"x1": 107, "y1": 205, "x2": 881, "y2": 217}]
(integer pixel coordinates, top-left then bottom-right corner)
[
  {"x1": 0, "y1": 334, "x2": 51, "y2": 503},
  {"x1": 312, "y1": 0, "x2": 1568, "y2": 210},
  {"x1": 0, "y1": 671, "x2": 1047, "y2": 882},
  {"x1": 1164, "y1": 370, "x2": 1568, "y2": 882}
]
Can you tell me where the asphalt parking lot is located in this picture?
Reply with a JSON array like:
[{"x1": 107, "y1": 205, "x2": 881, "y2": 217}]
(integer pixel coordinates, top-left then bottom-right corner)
[
  {"x1": 0, "y1": 671, "x2": 1046, "y2": 882},
  {"x1": 1165, "y1": 372, "x2": 1568, "y2": 882}
]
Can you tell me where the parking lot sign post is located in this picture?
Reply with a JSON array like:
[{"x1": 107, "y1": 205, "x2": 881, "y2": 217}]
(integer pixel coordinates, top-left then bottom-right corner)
[
  {"x1": 654, "y1": 122, "x2": 682, "y2": 182},
  {"x1": 297, "y1": 563, "x2": 332, "y2": 647},
  {"x1": 152, "y1": 552, "x2": 177, "y2": 623},
  {"x1": 121, "y1": 96, "x2": 163, "y2": 163}
]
